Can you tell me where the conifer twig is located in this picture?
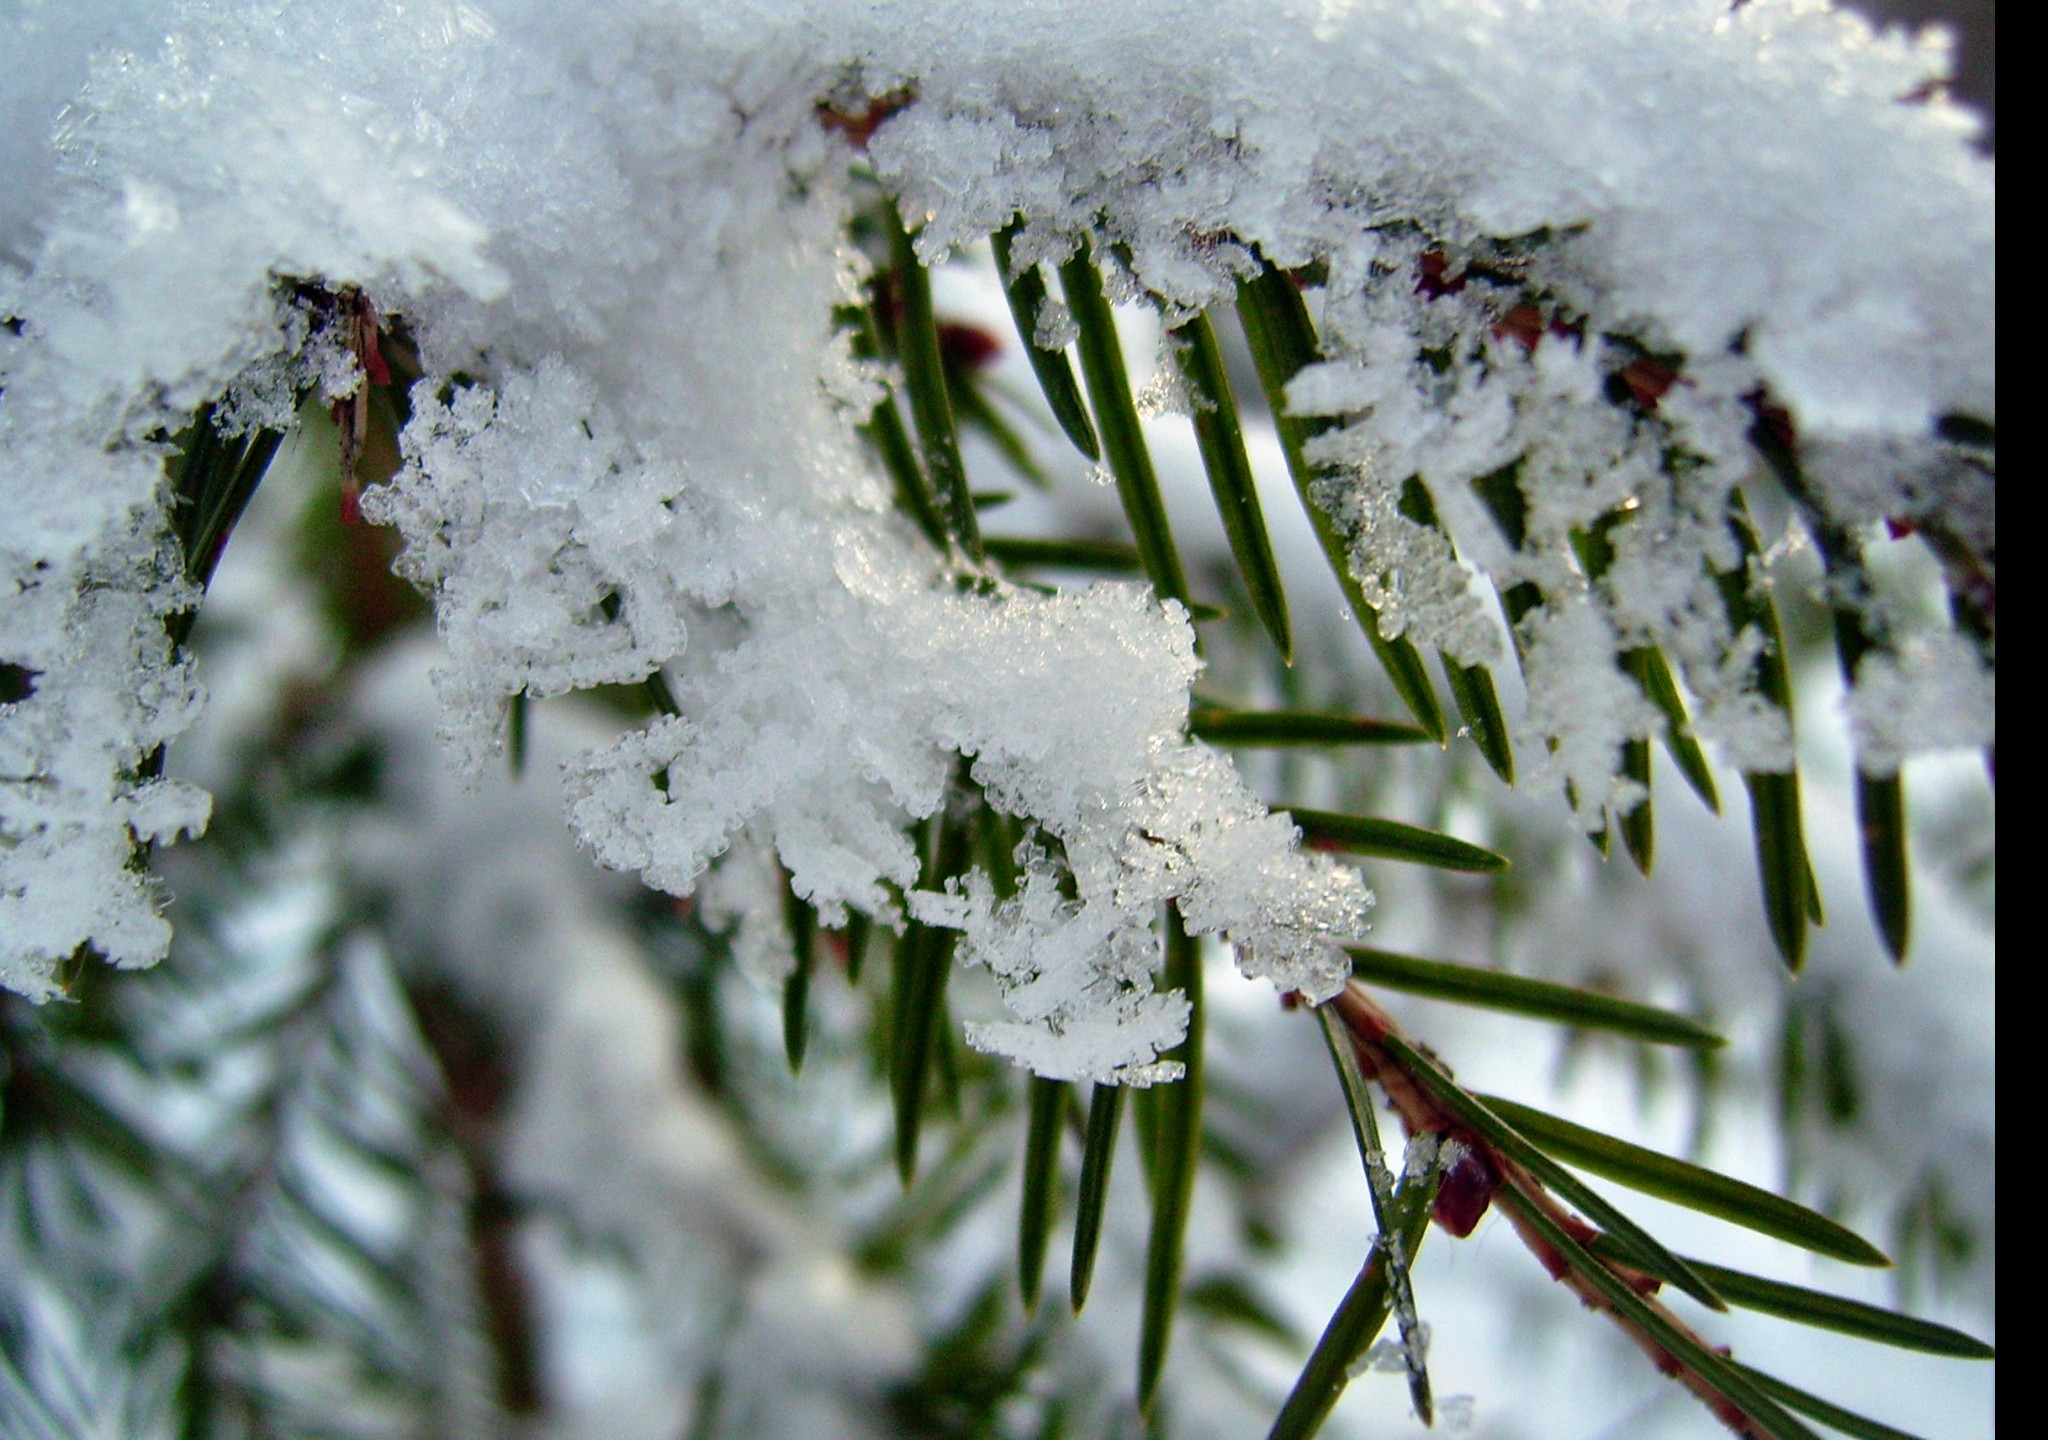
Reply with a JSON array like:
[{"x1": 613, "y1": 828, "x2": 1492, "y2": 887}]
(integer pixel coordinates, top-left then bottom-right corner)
[{"x1": 1320, "y1": 981, "x2": 1822, "y2": 1440}]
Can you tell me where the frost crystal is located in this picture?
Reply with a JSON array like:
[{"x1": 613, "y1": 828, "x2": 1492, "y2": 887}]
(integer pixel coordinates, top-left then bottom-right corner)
[
  {"x1": 1031, "y1": 295, "x2": 1078, "y2": 352},
  {"x1": 0, "y1": 2, "x2": 1994, "y2": 1062},
  {"x1": 1847, "y1": 629, "x2": 1995, "y2": 777},
  {"x1": 1351, "y1": 1322, "x2": 1431, "y2": 1379}
]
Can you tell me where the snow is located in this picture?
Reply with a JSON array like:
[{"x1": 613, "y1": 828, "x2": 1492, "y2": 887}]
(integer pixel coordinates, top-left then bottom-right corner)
[
  {"x1": 1847, "y1": 628, "x2": 1996, "y2": 775},
  {"x1": 0, "y1": 0, "x2": 1994, "y2": 1090}
]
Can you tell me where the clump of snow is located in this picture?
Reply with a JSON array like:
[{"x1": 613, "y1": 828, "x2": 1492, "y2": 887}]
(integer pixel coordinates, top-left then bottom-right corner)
[
  {"x1": 697, "y1": 823, "x2": 803, "y2": 993},
  {"x1": 1847, "y1": 629, "x2": 1995, "y2": 776},
  {"x1": 1032, "y1": 296, "x2": 1078, "y2": 352},
  {"x1": 1, "y1": 0, "x2": 511, "y2": 995},
  {"x1": 360, "y1": 360, "x2": 707, "y2": 775},
  {"x1": 0, "y1": 545, "x2": 211, "y2": 995},
  {"x1": 0, "y1": 1, "x2": 1993, "y2": 1065},
  {"x1": 1515, "y1": 597, "x2": 1657, "y2": 825}
]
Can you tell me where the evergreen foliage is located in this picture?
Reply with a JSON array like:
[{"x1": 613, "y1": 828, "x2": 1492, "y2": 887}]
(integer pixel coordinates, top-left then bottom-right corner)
[{"x1": 0, "y1": 4, "x2": 1993, "y2": 1437}]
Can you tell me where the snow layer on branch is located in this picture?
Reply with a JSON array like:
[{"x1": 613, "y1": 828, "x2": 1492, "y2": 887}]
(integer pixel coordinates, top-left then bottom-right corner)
[
  {"x1": 2, "y1": 0, "x2": 508, "y2": 993},
  {"x1": 0, "y1": 1, "x2": 1993, "y2": 1050},
  {"x1": 856, "y1": 0, "x2": 1993, "y2": 800},
  {"x1": 863, "y1": 0, "x2": 1990, "y2": 426}
]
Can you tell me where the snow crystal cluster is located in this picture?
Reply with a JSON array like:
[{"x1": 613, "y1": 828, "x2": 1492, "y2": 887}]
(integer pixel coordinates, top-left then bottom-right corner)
[{"x1": 0, "y1": 3, "x2": 1993, "y2": 1077}]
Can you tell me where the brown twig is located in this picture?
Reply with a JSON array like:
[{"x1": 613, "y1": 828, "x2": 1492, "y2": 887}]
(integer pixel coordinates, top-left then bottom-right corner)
[{"x1": 1323, "y1": 979, "x2": 1773, "y2": 1440}]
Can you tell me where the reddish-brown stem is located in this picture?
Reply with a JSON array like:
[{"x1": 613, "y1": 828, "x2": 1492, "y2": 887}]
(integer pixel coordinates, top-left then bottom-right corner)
[
  {"x1": 1320, "y1": 980, "x2": 1772, "y2": 1440},
  {"x1": 1491, "y1": 1183, "x2": 1761, "y2": 1437}
]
